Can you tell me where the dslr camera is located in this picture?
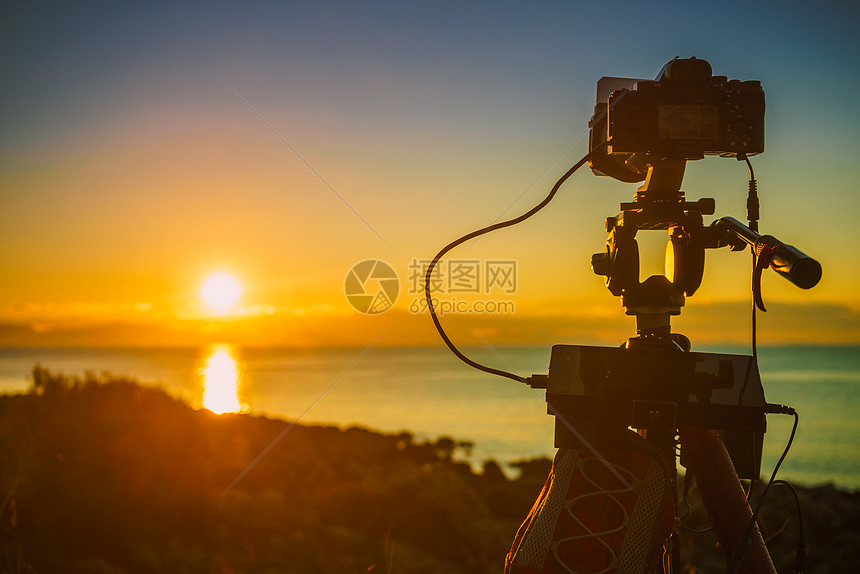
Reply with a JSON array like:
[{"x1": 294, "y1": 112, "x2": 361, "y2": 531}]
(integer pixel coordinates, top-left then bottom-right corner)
[{"x1": 588, "y1": 57, "x2": 765, "y2": 182}]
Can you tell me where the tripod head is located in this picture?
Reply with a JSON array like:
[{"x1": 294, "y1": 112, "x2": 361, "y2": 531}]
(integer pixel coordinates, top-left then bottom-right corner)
[
  {"x1": 590, "y1": 159, "x2": 712, "y2": 350},
  {"x1": 586, "y1": 58, "x2": 820, "y2": 348},
  {"x1": 588, "y1": 155, "x2": 821, "y2": 348},
  {"x1": 586, "y1": 57, "x2": 764, "y2": 348}
]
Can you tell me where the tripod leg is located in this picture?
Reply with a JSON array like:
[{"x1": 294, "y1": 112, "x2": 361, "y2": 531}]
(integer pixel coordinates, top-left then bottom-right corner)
[
  {"x1": 680, "y1": 429, "x2": 776, "y2": 574},
  {"x1": 642, "y1": 429, "x2": 680, "y2": 574},
  {"x1": 506, "y1": 432, "x2": 675, "y2": 573}
]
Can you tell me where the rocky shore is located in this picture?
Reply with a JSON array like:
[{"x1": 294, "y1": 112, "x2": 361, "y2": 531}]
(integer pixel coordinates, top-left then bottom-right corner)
[{"x1": 1, "y1": 368, "x2": 857, "y2": 573}]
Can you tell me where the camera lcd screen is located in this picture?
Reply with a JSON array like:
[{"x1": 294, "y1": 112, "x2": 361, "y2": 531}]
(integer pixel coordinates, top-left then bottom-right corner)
[{"x1": 658, "y1": 104, "x2": 719, "y2": 140}]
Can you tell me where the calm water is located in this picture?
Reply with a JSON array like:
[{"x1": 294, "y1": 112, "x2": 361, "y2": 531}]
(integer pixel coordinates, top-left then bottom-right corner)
[{"x1": 1, "y1": 345, "x2": 858, "y2": 488}]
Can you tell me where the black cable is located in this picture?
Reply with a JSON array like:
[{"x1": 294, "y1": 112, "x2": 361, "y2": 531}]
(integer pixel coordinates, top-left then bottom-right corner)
[
  {"x1": 744, "y1": 156, "x2": 759, "y2": 233},
  {"x1": 727, "y1": 408, "x2": 799, "y2": 574},
  {"x1": 773, "y1": 479, "x2": 807, "y2": 574},
  {"x1": 733, "y1": 160, "x2": 805, "y2": 572},
  {"x1": 746, "y1": 477, "x2": 756, "y2": 502},
  {"x1": 751, "y1": 246, "x2": 759, "y2": 362},
  {"x1": 424, "y1": 144, "x2": 605, "y2": 384},
  {"x1": 679, "y1": 471, "x2": 714, "y2": 535},
  {"x1": 737, "y1": 156, "x2": 760, "y2": 406},
  {"x1": 743, "y1": 156, "x2": 760, "y2": 363},
  {"x1": 681, "y1": 522, "x2": 714, "y2": 535},
  {"x1": 771, "y1": 480, "x2": 804, "y2": 542}
]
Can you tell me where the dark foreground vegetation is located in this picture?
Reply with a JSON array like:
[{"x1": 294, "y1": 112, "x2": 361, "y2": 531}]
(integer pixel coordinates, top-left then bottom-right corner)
[{"x1": 1, "y1": 368, "x2": 857, "y2": 573}]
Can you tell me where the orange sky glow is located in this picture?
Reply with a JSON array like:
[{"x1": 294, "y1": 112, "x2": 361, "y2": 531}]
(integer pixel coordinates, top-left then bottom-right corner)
[{"x1": 2, "y1": 3, "x2": 858, "y2": 349}]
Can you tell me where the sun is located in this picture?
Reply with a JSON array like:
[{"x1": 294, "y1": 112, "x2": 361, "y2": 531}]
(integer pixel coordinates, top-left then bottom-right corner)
[{"x1": 200, "y1": 272, "x2": 242, "y2": 316}]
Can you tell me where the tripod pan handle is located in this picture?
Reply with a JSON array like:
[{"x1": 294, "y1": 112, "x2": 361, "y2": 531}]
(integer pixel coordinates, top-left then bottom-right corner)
[{"x1": 714, "y1": 217, "x2": 822, "y2": 289}]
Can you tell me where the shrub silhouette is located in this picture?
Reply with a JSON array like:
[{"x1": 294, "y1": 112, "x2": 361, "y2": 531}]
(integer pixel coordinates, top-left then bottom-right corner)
[
  {"x1": 2, "y1": 368, "x2": 856, "y2": 573},
  {"x1": 0, "y1": 369, "x2": 541, "y2": 573}
]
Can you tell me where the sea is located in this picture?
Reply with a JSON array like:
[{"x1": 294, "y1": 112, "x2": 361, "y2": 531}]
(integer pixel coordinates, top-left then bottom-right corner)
[{"x1": 1, "y1": 344, "x2": 858, "y2": 489}]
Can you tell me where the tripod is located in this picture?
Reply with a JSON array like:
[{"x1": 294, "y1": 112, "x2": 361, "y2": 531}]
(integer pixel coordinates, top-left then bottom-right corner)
[
  {"x1": 504, "y1": 160, "x2": 820, "y2": 573},
  {"x1": 424, "y1": 58, "x2": 821, "y2": 573}
]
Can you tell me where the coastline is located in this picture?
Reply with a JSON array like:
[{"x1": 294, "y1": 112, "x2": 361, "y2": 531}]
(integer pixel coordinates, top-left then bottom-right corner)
[
  {"x1": 1, "y1": 370, "x2": 857, "y2": 573},
  {"x1": 2, "y1": 344, "x2": 859, "y2": 492}
]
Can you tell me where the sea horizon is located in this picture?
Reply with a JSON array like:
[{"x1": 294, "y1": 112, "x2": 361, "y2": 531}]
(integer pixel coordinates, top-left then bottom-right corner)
[{"x1": 2, "y1": 344, "x2": 859, "y2": 489}]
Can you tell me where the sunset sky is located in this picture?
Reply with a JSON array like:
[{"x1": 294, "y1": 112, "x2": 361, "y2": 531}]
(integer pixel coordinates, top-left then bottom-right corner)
[{"x1": 2, "y1": 0, "x2": 859, "y2": 347}]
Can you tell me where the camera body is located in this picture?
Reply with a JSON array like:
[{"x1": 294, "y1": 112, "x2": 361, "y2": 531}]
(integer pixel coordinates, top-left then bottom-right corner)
[{"x1": 589, "y1": 57, "x2": 765, "y2": 182}]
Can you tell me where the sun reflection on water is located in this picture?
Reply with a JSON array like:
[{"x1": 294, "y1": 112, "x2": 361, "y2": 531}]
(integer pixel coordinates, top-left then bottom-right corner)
[{"x1": 200, "y1": 344, "x2": 244, "y2": 414}]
